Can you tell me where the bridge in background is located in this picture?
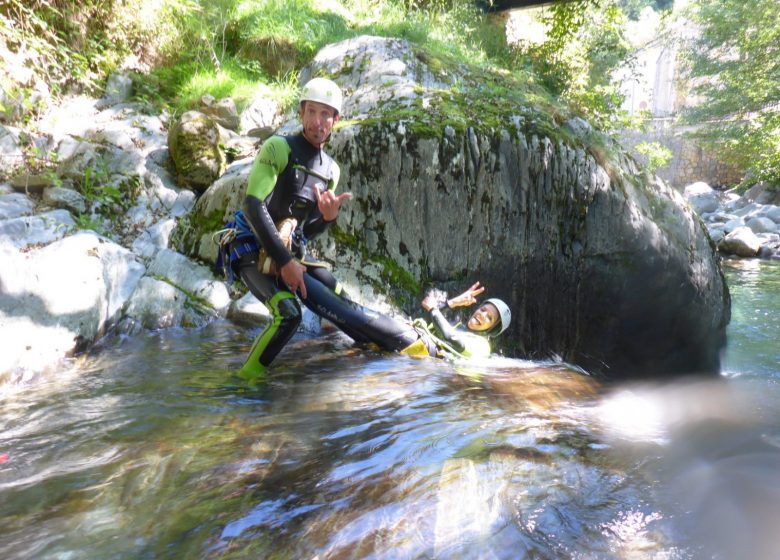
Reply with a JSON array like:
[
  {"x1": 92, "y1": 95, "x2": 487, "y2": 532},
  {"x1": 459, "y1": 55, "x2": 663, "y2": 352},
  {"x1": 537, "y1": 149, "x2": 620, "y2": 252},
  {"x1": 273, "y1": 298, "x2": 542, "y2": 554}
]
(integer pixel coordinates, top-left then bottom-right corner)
[{"x1": 477, "y1": 0, "x2": 569, "y2": 11}]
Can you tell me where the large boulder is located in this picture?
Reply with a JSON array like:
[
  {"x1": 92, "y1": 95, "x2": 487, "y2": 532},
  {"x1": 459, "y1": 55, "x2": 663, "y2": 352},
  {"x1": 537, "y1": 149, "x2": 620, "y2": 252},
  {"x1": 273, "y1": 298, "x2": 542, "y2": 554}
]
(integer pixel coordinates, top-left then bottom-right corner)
[
  {"x1": 0, "y1": 232, "x2": 145, "y2": 376},
  {"x1": 719, "y1": 226, "x2": 761, "y2": 257},
  {"x1": 184, "y1": 36, "x2": 730, "y2": 378},
  {"x1": 167, "y1": 110, "x2": 225, "y2": 192},
  {"x1": 684, "y1": 181, "x2": 720, "y2": 214},
  {"x1": 327, "y1": 123, "x2": 729, "y2": 378}
]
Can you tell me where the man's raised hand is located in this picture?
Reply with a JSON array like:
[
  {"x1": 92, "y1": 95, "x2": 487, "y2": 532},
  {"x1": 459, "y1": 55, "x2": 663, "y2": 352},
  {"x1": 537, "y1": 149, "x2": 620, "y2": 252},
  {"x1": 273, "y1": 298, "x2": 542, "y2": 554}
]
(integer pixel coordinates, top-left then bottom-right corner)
[{"x1": 316, "y1": 188, "x2": 352, "y2": 221}]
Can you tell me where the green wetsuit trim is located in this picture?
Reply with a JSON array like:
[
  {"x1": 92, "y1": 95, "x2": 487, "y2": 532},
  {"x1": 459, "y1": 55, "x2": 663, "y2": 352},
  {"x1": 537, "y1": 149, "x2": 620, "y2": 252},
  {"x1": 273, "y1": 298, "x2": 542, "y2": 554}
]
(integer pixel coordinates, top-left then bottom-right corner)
[{"x1": 238, "y1": 290, "x2": 297, "y2": 382}]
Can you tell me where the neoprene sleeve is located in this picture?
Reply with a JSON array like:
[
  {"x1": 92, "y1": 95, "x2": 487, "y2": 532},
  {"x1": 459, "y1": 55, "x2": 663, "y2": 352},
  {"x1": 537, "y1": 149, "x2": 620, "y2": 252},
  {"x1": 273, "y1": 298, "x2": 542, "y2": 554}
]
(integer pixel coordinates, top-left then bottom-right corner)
[
  {"x1": 244, "y1": 136, "x2": 294, "y2": 266},
  {"x1": 244, "y1": 195, "x2": 293, "y2": 267},
  {"x1": 246, "y1": 136, "x2": 289, "y2": 200},
  {"x1": 429, "y1": 308, "x2": 468, "y2": 354}
]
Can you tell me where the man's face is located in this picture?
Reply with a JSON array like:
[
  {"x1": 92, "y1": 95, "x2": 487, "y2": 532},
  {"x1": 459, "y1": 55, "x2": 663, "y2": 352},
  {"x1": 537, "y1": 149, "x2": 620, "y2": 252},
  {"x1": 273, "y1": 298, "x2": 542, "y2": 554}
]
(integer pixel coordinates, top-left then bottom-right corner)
[{"x1": 301, "y1": 100, "x2": 339, "y2": 147}]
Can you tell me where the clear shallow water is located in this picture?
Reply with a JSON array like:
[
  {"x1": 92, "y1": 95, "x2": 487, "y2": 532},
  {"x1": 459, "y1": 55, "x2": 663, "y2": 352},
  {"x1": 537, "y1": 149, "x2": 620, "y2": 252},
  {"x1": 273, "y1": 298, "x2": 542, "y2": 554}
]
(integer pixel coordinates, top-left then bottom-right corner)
[{"x1": 0, "y1": 260, "x2": 778, "y2": 560}]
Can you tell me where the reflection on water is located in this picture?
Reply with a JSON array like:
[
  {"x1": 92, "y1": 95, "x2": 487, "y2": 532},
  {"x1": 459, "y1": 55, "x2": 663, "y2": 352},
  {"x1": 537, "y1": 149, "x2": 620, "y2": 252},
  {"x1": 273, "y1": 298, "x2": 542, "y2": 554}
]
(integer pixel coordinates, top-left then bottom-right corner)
[{"x1": 0, "y1": 260, "x2": 778, "y2": 559}]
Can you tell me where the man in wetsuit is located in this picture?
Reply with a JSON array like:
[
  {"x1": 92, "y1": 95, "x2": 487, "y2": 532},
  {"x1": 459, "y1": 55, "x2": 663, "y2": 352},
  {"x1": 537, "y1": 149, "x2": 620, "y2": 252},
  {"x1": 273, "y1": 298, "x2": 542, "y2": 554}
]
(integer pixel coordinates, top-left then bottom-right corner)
[{"x1": 225, "y1": 77, "x2": 352, "y2": 381}]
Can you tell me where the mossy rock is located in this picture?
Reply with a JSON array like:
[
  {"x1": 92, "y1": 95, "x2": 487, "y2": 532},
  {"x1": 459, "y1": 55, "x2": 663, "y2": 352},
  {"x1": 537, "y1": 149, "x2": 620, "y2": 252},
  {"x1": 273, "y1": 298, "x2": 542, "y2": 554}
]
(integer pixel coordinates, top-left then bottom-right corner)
[{"x1": 167, "y1": 111, "x2": 226, "y2": 194}]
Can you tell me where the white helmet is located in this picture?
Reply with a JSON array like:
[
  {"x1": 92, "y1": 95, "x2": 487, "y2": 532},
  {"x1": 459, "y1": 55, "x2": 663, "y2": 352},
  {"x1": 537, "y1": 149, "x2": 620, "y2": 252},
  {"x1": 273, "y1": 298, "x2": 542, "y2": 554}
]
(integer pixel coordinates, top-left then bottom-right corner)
[
  {"x1": 300, "y1": 77, "x2": 342, "y2": 115},
  {"x1": 485, "y1": 298, "x2": 511, "y2": 336}
]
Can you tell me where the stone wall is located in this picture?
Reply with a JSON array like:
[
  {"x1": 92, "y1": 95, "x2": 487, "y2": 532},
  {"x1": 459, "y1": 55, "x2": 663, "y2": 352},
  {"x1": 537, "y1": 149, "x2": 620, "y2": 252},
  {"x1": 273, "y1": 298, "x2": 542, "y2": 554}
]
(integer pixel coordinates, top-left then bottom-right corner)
[{"x1": 619, "y1": 119, "x2": 743, "y2": 189}]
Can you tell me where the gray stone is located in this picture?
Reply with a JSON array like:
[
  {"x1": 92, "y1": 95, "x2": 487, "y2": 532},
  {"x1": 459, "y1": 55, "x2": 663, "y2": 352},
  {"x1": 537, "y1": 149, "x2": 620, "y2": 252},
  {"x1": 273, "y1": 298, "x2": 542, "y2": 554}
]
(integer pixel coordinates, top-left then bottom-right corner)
[
  {"x1": 228, "y1": 292, "x2": 271, "y2": 325},
  {"x1": 684, "y1": 182, "x2": 720, "y2": 214},
  {"x1": 147, "y1": 248, "x2": 231, "y2": 312},
  {"x1": 131, "y1": 218, "x2": 177, "y2": 259},
  {"x1": 122, "y1": 276, "x2": 188, "y2": 329},
  {"x1": 719, "y1": 226, "x2": 761, "y2": 257},
  {"x1": 42, "y1": 186, "x2": 87, "y2": 214},
  {"x1": 101, "y1": 73, "x2": 133, "y2": 107},
  {"x1": 10, "y1": 172, "x2": 57, "y2": 193},
  {"x1": 239, "y1": 89, "x2": 281, "y2": 136},
  {"x1": 0, "y1": 192, "x2": 34, "y2": 220},
  {"x1": 200, "y1": 95, "x2": 241, "y2": 131},
  {"x1": 0, "y1": 209, "x2": 75, "y2": 249},
  {"x1": 746, "y1": 216, "x2": 777, "y2": 234},
  {"x1": 167, "y1": 110, "x2": 225, "y2": 192},
  {"x1": 765, "y1": 206, "x2": 780, "y2": 224},
  {"x1": 56, "y1": 136, "x2": 100, "y2": 179},
  {"x1": 723, "y1": 218, "x2": 744, "y2": 233},
  {"x1": 0, "y1": 231, "x2": 144, "y2": 374},
  {"x1": 0, "y1": 124, "x2": 23, "y2": 175}
]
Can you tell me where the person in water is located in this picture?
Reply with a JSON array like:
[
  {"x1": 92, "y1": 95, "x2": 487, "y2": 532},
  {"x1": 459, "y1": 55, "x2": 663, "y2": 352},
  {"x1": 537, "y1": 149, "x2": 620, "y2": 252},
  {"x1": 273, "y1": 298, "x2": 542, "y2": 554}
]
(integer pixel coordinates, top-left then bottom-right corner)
[
  {"x1": 301, "y1": 277, "x2": 512, "y2": 360},
  {"x1": 216, "y1": 77, "x2": 353, "y2": 381}
]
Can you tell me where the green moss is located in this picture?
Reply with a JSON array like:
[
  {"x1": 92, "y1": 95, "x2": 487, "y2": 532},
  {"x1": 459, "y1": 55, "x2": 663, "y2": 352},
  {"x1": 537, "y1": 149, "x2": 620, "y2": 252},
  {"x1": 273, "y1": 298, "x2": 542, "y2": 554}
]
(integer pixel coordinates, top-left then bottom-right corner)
[
  {"x1": 333, "y1": 42, "x2": 631, "y2": 172},
  {"x1": 330, "y1": 225, "x2": 422, "y2": 308},
  {"x1": 171, "y1": 209, "x2": 225, "y2": 259},
  {"x1": 376, "y1": 255, "x2": 420, "y2": 295},
  {"x1": 196, "y1": 209, "x2": 228, "y2": 234},
  {"x1": 151, "y1": 275, "x2": 215, "y2": 312}
]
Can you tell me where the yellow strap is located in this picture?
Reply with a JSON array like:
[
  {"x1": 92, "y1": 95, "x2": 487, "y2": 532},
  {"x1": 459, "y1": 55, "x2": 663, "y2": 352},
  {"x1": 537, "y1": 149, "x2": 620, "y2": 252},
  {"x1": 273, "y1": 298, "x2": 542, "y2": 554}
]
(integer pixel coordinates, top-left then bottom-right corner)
[
  {"x1": 410, "y1": 318, "x2": 467, "y2": 359},
  {"x1": 400, "y1": 338, "x2": 430, "y2": 358}
]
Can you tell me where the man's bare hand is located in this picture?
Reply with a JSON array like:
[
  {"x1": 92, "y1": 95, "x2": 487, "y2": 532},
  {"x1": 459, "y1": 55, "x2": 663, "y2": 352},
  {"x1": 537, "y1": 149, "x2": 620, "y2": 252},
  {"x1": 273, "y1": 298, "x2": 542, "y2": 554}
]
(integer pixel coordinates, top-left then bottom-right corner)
[
  {"x1": 447, "y1": 281, "x2": 485, "y2": 308},
  {"x1": 316, "y1": 188, "x2": 352, "y2": 221},
  {"x1": 280, "y1": 260, "x2": 308, "y2": 299}
]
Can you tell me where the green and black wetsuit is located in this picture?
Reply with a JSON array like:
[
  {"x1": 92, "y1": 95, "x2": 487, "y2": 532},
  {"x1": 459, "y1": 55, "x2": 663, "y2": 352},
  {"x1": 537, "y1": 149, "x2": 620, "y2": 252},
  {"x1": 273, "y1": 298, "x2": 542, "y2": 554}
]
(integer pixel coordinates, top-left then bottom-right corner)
[{"x1": 229, "y1": 133, "x2": 348, "y2": 380}]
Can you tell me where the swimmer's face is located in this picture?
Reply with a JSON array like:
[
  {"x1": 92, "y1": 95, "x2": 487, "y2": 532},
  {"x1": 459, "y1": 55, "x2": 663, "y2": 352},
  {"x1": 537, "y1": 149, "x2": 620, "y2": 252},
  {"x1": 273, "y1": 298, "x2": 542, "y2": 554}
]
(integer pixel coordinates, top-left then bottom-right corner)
[{"x1": 467, "y1": 302, "x2": 500, "y2": 332}]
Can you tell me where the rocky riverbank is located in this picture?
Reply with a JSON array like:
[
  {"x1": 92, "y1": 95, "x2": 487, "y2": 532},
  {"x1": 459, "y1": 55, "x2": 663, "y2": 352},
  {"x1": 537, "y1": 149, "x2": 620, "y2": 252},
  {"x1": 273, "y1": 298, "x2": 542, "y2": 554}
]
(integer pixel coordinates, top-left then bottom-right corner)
[
  {"x1": 0, "y1": 78, "x2": 288, "y2": 381},
  {"x1": 1, "y1": 36, "x2": 732, "y2": 382},
  {"x1": 684, "y1": 182, "x2": 780, "y2": 260}
]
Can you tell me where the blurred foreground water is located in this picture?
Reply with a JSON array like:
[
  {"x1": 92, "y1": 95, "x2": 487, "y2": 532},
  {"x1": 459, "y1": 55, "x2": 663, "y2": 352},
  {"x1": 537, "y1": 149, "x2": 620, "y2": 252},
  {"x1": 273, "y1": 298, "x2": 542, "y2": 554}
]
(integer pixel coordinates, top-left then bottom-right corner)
[{"x1": 1, "y1": 259, "x2": 779, "y2": 559}]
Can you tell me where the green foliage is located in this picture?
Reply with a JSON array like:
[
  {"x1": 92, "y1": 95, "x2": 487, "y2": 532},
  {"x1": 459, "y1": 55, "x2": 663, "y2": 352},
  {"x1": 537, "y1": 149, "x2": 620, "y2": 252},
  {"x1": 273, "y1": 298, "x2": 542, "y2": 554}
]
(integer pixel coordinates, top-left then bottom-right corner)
[
  {"x1": 635, "y1": 141, "x2": 672, "y2": 173},
  {"x1": 0, "y1": 0, "x2": 163, "y2": 96},
  {"x1": 79, "y1": 163, "x2": 122, "y2": 208},
  {"x1": 515, "y1": 1, "x2": 633, "y2": 131},
  {"x1": 400, "y1": 0, "x2": 456, "y2": 12},
  {"x1": 617, "y1": 0, "x2": 673, "y2": 20},
  {"x1": 73, "y1": 213, "x2": 107, "y2": 234},
  {"x1": 3, "y1": 0, "x2": 637, "y2": 147},
  {"x1": 681, "y1": 0, "x2": 780, "y2": 186},
  {"x1": 70, "y1": 158, "x2": 140, "y2": 235}
]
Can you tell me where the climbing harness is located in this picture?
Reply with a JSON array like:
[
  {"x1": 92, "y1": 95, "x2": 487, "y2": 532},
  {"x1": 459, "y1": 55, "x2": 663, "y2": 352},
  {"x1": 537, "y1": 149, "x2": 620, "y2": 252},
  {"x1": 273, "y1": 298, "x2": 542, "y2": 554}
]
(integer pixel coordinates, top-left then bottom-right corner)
[
  {"x1": 409, "y1": 318, "x2": 468, "y2": 360},
  {"x1": 214, "y1": 210, "x2": 259, "y2": 284}
]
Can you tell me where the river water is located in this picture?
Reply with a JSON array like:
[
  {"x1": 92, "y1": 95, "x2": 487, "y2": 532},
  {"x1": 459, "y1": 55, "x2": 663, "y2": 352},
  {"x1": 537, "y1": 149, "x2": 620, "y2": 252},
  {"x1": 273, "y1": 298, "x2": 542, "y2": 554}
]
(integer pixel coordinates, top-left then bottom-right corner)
[{"x1": 1, "y1": 260, "x2": 779, "y2": 560}]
